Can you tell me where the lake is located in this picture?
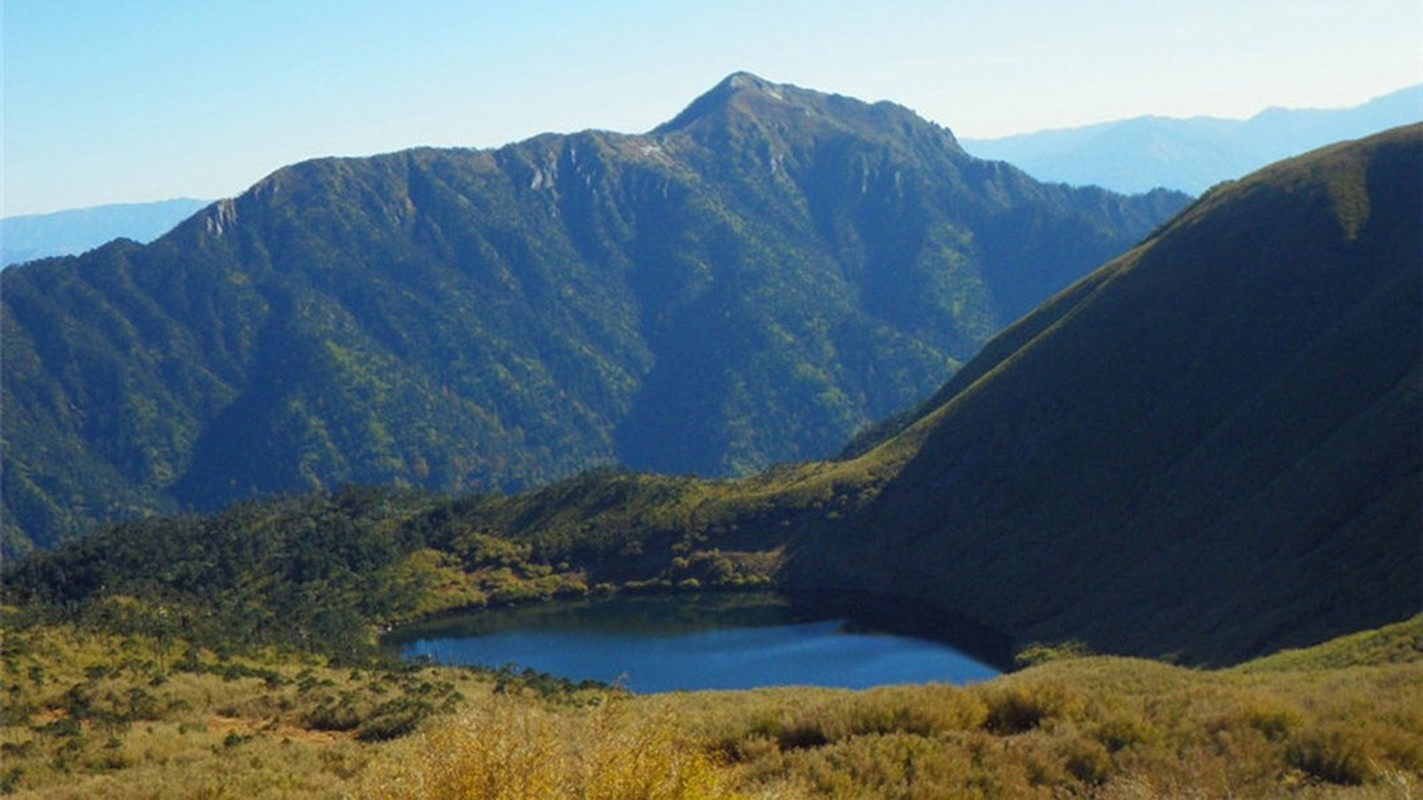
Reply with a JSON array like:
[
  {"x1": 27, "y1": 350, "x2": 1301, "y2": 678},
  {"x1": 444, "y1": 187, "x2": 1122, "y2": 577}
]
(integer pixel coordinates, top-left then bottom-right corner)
[{"x1": 386, "y1": 591, "x2": 1005, "y2": 693}]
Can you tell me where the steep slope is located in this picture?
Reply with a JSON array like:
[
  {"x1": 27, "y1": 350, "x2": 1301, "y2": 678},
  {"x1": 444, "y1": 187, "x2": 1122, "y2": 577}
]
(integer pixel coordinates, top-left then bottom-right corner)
[
  {"x1": 1, "y1": 73, "x2": 1185, "y2": 555},
  {"x1": 787, "y1": 124, "x2": 1423, "y2": 664},
  {"x1": 963, "y1": 84, "x2": 1422, "y2": 194},
  {"x1": 4, "y1": 128, "x2": 1415, "y2": 668}
]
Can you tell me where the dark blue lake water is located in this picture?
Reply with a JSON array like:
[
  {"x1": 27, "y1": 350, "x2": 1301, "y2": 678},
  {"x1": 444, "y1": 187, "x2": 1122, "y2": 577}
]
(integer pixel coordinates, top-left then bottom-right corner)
[{"x1": 387, "y1": 592, "x2": 1002, "y2": 693}]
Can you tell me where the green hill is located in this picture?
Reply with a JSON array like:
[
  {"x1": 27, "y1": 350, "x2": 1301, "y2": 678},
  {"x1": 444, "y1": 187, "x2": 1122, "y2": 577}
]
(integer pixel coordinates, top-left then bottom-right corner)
[
  {"x1": 0, "y1": 73, "x2": 1185, "y2": 555},
  {"x1": 787, "y1": 123, "x2": 1423, "y2": 664}
]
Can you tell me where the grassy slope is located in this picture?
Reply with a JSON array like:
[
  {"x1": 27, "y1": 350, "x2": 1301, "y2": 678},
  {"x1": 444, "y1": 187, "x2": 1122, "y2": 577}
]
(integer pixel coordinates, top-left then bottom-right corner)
[
  {"x1": 784, "y1": 124, "x2": 1423, "y2": 665},
  {"x1": 2, "y1": 612, "x2": 1418, "y2": 798}
]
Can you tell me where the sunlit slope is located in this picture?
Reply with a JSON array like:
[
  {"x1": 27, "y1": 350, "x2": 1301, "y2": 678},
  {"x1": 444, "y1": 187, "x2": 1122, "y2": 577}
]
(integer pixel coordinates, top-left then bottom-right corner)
[{"x1": 791, "y1": 124, "x2": 1423, "y2": 664}]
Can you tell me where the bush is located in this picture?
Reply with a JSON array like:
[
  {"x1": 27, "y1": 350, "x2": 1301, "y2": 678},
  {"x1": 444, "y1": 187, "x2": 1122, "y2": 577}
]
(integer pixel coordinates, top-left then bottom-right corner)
[
  {"x1": 776, "y1": 684, "x2": 989, "y2": 747},
  {"x1": 1287, "y1": 725, "x2": 1377, "y2": 785},
  {"x1": 356, "y1": 698, "x2": 435, "y2": 742},
  {"x1": 1060, "y1": 738, "x2": 1113, "y2": 784},
  {"x1": 982, "y1": 682, "x2": 1086, "y2": 735},
  {"x1": 1015, "y1": 640, "x2": 1092, "y2": 667},
  {"x1": 304, "y1": 702, "x2": 362, "y2": 732},
  {"x1": 364, "y1": 699, "x2": 737, "y2": 800}
]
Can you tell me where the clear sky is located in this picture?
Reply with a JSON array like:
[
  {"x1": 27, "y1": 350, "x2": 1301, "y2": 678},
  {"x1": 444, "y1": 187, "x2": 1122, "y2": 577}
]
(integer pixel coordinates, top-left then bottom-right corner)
[{"x1": 4, "y1": 0, "x2": 1420, "y2": 216}]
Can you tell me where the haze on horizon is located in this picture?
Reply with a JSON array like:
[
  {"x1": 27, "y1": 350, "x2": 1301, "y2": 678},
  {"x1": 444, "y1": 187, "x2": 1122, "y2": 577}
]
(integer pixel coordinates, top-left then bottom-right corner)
[{"x1": 4, "y1": 0, "x2": 1420, "y2": 217}]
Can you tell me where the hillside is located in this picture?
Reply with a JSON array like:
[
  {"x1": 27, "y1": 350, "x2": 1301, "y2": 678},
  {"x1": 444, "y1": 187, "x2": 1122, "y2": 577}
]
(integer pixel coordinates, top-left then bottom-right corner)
[
  {"x1": 788, "y1": 123, "x2": 1423, "y2": 664},
  {"x1": 1, "y1": 593, "x2": 1418, "y2": 797},
  {"x1": 0, "y1": 73, "x2": 1187, "y2": 556},
  {"x1": 0, "y1": 198, "x2": 210, "y2": 267},
  {"x1": 7, "y1": 128, "x2": 1419, "y2": 673},
  {"x1": 963, "y1": 83, "x2": 1423, "y2": 194}
]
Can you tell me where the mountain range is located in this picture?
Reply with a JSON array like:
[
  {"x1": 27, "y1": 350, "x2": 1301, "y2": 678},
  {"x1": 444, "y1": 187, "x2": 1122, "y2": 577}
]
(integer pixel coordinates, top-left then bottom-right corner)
[
  {"x1": 420, "y1": 122, "x2": 1421, "y2": 664},
  {"x1": 1, "y1": 198, "x2": 210, "y2": 267},
  {"x1": 963, "y1": 83, "x2": 1422, "y2": 194},
  {"x1": 8, "y1": 84, "x2": 1414, "y2": 272},
  {"x1": 7, "y1": 124, "x2": 1417, "y2": 667},
  {"x1": 0, "y1": 73, "x2": 1188, "y2": 556}
]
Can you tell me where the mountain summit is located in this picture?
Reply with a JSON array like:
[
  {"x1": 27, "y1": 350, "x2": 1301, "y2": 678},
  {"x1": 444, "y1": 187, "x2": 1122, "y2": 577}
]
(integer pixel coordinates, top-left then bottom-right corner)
[
  {"x1": 657, "y1": 71, "x2": 947, "y2": 144},
  {"x1": 1, "y1": 74, "x2": 1187, "y2": 554}
]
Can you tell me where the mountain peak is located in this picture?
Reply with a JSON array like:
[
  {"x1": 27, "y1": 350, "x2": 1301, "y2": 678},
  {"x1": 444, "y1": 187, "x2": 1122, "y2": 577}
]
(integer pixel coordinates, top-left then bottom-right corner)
[
  {"x1": 0, "y1": 72, "x2": 1185, "y2": 554},
  {"x1": 721, "y1": 71, "x2": 773, "y2": 91},
  {"x1": 654, "y1": 71, "x2": 790, "y2": 132},
  {"x1": 652, "y1": 72, "x2": 961, "y2": 155}
]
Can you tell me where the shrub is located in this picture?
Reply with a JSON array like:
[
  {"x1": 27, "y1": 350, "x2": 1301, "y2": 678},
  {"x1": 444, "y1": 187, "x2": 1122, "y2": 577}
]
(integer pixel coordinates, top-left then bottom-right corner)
[
  {"x1": 1016, "y1": 640, "x2": 1093, "y2": 667},
  {"x1": 1060, "y1": 738, "x2": 1114, "y2": 784},
  {"x1": 1286, "y1": 724, "x2": 1377, "y2": 785},
  {"x1": 364, "y1": 699, "x2": 738, "y2": 800},
  {"x1": 356, "y1": 697, "x2": 435, "y2": 742},
  {"x1": 304, "y1": 702, "x2": 362, "y2": 732},
  {"x1": 0, "y1": 766, "x2": 23, "y2": 794},
  {"x1": 982, "y1": 682, "x2": 1086, "y2": 735}
]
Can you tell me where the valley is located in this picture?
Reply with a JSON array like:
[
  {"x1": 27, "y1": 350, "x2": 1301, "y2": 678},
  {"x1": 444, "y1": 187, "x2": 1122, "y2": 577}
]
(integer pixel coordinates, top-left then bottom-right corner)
[{"x1": 1, "y1": 75, "x2": 1418, "y2": 798}]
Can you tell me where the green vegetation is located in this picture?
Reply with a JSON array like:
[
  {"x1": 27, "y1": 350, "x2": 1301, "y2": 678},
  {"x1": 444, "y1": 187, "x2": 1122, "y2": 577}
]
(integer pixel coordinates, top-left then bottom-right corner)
[
  {"x1": 779, "y1": 123, "x2": 1423, "y2": 664},
  {"x1": 0, "y1": 95, "x2": 1418, "y2": 798},
  {"x1": 2, "y1": 608, "x2": 1418, "y2": 798},
  {"x1": 0, "y1": 457, "x2": 894, "y2": 664},
  {"x1": 0, "y1": 618, "x2": 609, "y2": 798},
  {"x1": 0, "y1": 486, "x2": 595, "y2": 659},
  {"x1": 1, "y1": 73, "x2": 1187, "y2": 555}
]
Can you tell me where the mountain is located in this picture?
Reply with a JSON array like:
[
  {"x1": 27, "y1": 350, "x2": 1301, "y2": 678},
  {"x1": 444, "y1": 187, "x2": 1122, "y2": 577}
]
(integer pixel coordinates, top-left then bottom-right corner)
[
  {"x1": 1, "y1": 198, "x2": 210, "y2": 267},
  {"x1": 786, "y1": 123, "x2": 1422, "y2": 664},
  {"x1": 5, "y1": 126, "x2": 1417, "y2": 672},
  {"x1": 0, "y1": 73, "x2": 1187, "y2": 556},
  {"x1": 962, "y1": 84, "x2": 1423, "y2": 194},
  {"x1": 14, "y1": 125, "x2": 1415, "y2": 669}
]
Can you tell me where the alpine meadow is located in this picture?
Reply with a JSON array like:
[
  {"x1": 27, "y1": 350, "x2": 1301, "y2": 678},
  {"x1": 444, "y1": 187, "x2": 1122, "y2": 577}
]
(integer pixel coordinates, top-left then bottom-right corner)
[{"x1": 1, "y1": 75, "x2": 1419, "y2": 799}]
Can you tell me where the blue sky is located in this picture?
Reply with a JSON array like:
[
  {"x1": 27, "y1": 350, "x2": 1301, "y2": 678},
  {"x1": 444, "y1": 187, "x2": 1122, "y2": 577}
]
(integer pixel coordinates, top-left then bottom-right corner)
[{"x1": 4, "y1": 0, "x2": 1420, "y2": 216}]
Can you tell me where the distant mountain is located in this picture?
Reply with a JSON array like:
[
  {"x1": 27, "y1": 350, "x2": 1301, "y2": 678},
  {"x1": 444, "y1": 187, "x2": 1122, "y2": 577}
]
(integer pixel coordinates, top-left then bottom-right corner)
[
  {"x1": 1, "y1": 198, "x2": 210, "y2": 267},
  {"x1": 962, "y1": 84, "x2": 1423, "y2": 194},
  {"x1": 0, "y1": 73, "x2": 1186, "y2": 555},
  {"x1": 9, "y1": 126, "x2": 1415, "y2": 668},
  {"x1": 789, "y1": 123, "x2": 1422, "y2": 663}
]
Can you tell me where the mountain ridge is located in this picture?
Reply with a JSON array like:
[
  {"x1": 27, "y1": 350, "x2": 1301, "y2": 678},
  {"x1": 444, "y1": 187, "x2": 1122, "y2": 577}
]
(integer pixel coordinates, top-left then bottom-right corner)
[
  {"x1": 1, "y1": 73, "x2": 1187, "y2": 555},
  {"x1": 4, "y1": 126, "x2": 1414, "y2": 669},
  {"x1": 786, "y1": 123, "x2": 1422, "y2": 663},
  {"x1": 962, "y1": 84, "x2": 1423, "y2": 194}
]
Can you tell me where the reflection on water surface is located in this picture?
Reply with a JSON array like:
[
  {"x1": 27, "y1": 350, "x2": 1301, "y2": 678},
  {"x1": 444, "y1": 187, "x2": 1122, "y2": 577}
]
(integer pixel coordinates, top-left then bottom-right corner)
[{"x1": 386, "y1": 592, "x2": 1003, "y2": 693}]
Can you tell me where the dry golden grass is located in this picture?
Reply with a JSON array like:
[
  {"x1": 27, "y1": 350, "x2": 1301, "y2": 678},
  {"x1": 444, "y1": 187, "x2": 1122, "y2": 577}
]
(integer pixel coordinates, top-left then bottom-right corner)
[
  {"x1": 4, "y1": 617, "x2": 1420, "y2": 798},
  {"x1": 0, "y1": 623, "x2": 485, "y2": 799},
  {"x1": 617, "y1": 644, "x2": 1423, "y2": 799},
  {"x1": 363, "y1": 697, "x2": 741, "y2": 800}
]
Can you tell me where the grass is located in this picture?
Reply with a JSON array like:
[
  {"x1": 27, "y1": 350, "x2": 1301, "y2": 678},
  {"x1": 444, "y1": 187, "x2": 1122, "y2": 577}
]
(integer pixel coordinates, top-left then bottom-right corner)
[
  {"x1": 3, "y1": 614, "x2": 1419, "y2": 798},
  {"x1": 0, "y1": 621, "x2": 486, "y2": 798},
  {"x1": 362, "y1": 699, "x2": 740, "y2": 800}
]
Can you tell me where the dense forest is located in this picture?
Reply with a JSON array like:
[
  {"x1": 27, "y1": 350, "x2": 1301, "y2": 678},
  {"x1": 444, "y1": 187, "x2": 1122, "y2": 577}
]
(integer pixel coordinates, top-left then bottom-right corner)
[{"x1": 1, "y1": 73, "x2": 1187, "y2": 555}]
